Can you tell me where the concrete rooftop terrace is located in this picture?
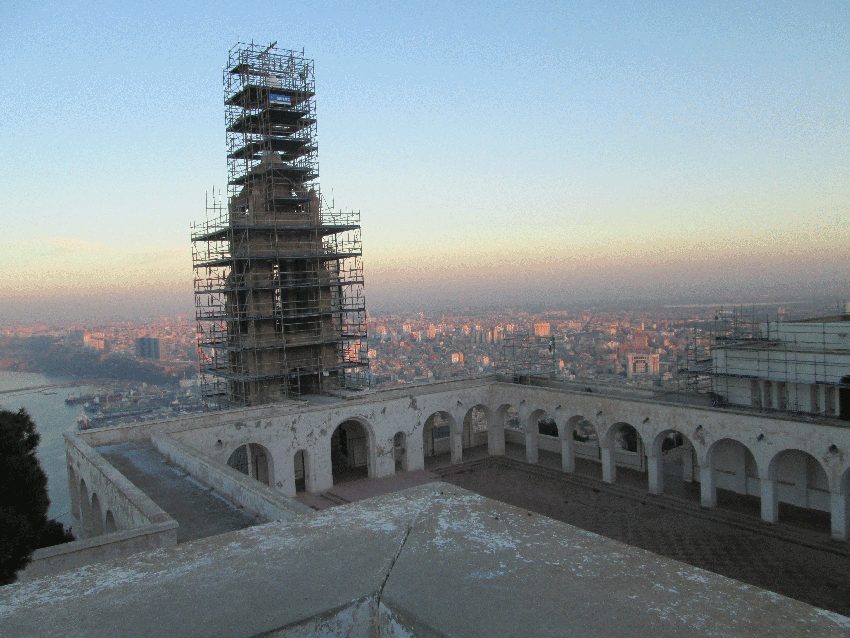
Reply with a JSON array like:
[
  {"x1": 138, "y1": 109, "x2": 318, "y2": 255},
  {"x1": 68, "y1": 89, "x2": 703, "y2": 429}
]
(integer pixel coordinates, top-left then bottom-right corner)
[
  {"x1": 97, "y1": 441, "x2": 260, "y2": 543},
  {"x1": 3, "y1": 483, "x2": 848, "y2": 638}
]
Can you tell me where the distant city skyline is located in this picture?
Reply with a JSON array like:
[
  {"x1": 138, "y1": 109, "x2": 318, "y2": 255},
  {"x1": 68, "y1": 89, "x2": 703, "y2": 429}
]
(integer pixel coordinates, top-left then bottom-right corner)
[{"x1": 1, "y1": 1, "x2": 847, "y2": 323}]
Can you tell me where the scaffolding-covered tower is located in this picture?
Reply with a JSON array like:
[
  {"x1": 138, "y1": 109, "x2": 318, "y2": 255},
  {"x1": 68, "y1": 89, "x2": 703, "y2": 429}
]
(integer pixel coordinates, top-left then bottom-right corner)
[{"x1": 192, "y1": 43, "x2": 368, "y2": 409}]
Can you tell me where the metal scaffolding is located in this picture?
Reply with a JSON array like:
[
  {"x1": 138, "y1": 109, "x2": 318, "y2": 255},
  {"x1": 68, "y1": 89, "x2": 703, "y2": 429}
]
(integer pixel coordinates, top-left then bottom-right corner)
[
  {"x1": 498, "y1": 332, "x2": 558, "y2": 382},
  {"x1": 192, "y1": 43, "x2": 368, "y2": 409}
]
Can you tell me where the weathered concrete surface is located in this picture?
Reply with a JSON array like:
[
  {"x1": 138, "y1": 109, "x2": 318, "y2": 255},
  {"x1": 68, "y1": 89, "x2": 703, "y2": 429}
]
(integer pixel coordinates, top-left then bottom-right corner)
[
  {"x1": 384, "y1": 486, "x2": 850, "y2": 637},
  {"x1": 97, "y1": 441, "x2": 259, "y2": 543},
  {"x1": 0, "y1": 486, "x2": 421, "y2": 637},
  {"x1": 1, "y1": 484, "x2": 848, "y2": 637}
]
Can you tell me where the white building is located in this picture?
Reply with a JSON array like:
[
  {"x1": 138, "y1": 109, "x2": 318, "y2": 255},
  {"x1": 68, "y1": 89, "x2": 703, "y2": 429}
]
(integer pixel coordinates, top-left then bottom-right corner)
[
  {"x1": 5, "y1": 375, "x2": 850, "y2": 635},
  {"x1": 712, "y1": 313, "x2": 850, "y2": 419}
]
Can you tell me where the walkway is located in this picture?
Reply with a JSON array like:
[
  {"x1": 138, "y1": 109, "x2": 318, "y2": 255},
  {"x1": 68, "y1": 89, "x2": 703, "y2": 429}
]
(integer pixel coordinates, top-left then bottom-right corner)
[{"x1": 97, "y1": 441, "x2": 261, "y2": 543}]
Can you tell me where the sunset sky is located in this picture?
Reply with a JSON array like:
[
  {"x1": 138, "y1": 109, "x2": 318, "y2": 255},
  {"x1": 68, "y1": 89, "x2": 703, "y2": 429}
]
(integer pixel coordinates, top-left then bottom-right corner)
[{"x1": 1, "y1": 1, "x2": 848, "y2": 322}]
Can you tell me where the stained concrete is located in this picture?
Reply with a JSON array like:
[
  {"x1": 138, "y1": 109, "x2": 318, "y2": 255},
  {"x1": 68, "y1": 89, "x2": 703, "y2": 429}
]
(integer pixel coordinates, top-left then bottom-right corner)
[
  {"x1": 97, "y1": 441, "x2": 259, "y2": 542},
  {"x1": 2, "y1": 483, "x2": 848, "y2": 637}
]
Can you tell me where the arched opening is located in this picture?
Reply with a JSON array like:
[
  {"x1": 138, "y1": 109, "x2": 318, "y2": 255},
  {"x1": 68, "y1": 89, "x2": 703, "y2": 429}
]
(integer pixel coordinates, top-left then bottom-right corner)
[
  {"x1": 461, "y1": 405, "x2": 489, "y2": 458},
  {"x1": 840, "y1": 376, "x2": 850, "y2": 421},
  {"x1": 500, "y1": 405, "x2": 523, "y2": 457},
  {"x1": 227, "y1": 443, "x2": 274, "y2": 486},
  {"x1": 531, "y1": 409, "x2": 560, "y2": 468},
  {"x1": 393, "y1": 432, "x2": 408, "y2": 472},
  {"x1": 227, "y1": 445, "x2": 249, "y2": 475},
  {"x1": 423, "y1": 411, "x2": 453, "y2": 465},
  {"x1": 90, "y1": 493, "x2": 104, "y2": 536},
  {"x1": 569, "y1": 416, "x2": 601, "y2": 479},
  {"x1": 79, "y1": 479, "x2": 91, "y2": 537},
  {"x1": 294, "y1": 450, "x2": 308, "y2": 493},
  {"x1": 104, "y1": 510, "x2": 118, "y2": 534},
  {"x1": 768, "y1": 449, "x2": 831, "y2": 533},
  {"x1": 249, "y1": 443, "x2": 272, "y2": 486},
  {"x1": 602, "y1": 422, "x2": 646, "y2": 487},
  {"x1": 651, "y1": 430, "x2": 700, "y2": 501},
  {"x1": 706, "y1": 438, "x2": 761, "y2": 518},
  {"x1": 331, "y1": 419, "x2": 371, "y2": 484}
]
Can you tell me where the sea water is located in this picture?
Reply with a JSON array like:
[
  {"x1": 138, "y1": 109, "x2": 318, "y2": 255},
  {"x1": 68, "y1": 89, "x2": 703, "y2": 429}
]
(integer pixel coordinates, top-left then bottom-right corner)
[{"x1": 0, "y1": 370, "x2": 93, "y2": 530}]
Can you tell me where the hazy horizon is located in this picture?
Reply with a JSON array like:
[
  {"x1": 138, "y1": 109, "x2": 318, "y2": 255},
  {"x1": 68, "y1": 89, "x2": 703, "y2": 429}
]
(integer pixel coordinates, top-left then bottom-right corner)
[{"x1": 2, "y1": 1, "x2": 847, "y2": 324}]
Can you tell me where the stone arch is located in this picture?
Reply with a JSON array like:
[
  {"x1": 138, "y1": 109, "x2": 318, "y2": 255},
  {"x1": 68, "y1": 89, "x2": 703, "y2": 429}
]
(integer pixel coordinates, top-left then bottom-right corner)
[
  {"x1": 601, "y1": 422, "x2": 646, "y2": 485},
  {"x1": 568, "y1": 415, "x2": 599, "y2": 444},
  {"x1": 497, "y1": 404, "x2": 522, "y2": 455},
  {"x1": 565, "y1": 415, "x2": 601, "y2": 478},
  {"x1": 701, "y1": 438, "x2": 760, "y2": 511},
  {"x1": 604, "y1": 422, "x2": 643, "y2": 453},
  {"x1": 331, "y1": 418, "x2": 375, "y2": 483},
  {"x1": 533, "y1": 409, "x2": 558, "y2": 438},
  {"x1": 527, "y1": 408, "x2": 559, "y2": 466},
  {"x1": 705, "y1": 438, "x2": 760, "y2": 493},
  {"x1": 462, "y1": 404, "x2": 490, "y2": 453},
  {"x1": 79, "y1": 478, "x2": 91, "y2": 537},
  {"x1": 227, "y1": 445, "x2": 249, "y2": 475},
  {"x1": 227, "y1": 443, "x2": 274, "y2": 486},
  {"x1": 499, "y1": 404, "x2": 520, "y2": 431},
  {"x1": 248, "y1": 443, "x2": 273, "y2": 486},
  {"x1": 294, "y1": 449, "x2": 309, "y2": 493},
  {"x1": 766, "y1": 449, "x2": 831, "y2": 518},
  {"x1": 648, "y1": 429, "x2": 700, "y2": 499},
  {"x1": 393, "y1": 431, "x2": 409, "y2": 472},
  {"x1": 90, "y1": 493, "x2": 104, "y2": 536},
  {"x1": 104, "y1": 510, "x2": 118, "y2": 534},
  {"x1": 423, "y1": 411, "x2": 454, "y2": 460}
]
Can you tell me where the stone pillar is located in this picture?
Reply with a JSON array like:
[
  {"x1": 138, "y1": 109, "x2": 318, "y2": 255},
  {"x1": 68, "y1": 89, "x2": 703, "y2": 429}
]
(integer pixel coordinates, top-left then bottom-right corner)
[
  {"x1": 488, "y1": 418, "x2": 505, "y2": 457},
  {"x1": 830, "y1": 492, "x2": 848, "y2": 541},
  {"x1": 525, "y1": 430, "x2": 538, "y2": 464},
  {"x1": 373, "y1": 440, "x2": 395, "y2": 478},
  {"x1": 761, "y1": 478, "x2": 779, "y2": 523},
  {"x1": 819, "y1": 385, "x2": 828, "y2": 416},
  {"x1": 601, "y1": 446, "x2": 616, "y2": 484},
  {"x1": 561, "y1": 436, "x2": 575, "y2": 473},
  {"x1": 647, "y1": 454, "x2": 662, "y2": 494},
  {"x1": 311, "y1": 444, "x2": 334, "y2": 493},
  {"x1": 682, "y1": 446, "x2": 695, "y2": 483},
  {"x1": 451, "y1": 430, "x2": 463, "y2": 464},
  {"x1": 277, "y1": 451, "x2": 296, "y2": 497},
  {"x1": 700, "y1": 465, "x2": 716, "y2": 507},
  {"x1": 68, "y1": 469, "x2": 80, "y2": 521},
  {"x1": 407, "y1": 432, "x2": 425, "y2": 472}
]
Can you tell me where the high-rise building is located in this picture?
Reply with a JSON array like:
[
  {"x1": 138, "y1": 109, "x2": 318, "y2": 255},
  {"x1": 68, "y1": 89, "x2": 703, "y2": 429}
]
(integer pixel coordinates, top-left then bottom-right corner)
[
  {"x1": 533, "y1": 322, "x2": 551, "y2": 337},
  {"x1": 192, "y1": 43, "x2": 368, "y2": 409},
  {"x1": 135, "y1": 337, "x2": 161, "y2": 360}
]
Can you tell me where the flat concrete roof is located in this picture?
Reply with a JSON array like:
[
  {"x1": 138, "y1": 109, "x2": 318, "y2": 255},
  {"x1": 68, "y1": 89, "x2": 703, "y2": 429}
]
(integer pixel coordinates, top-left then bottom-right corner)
[
  {"x1": 1, "y1": 483, "x2": 847, "y2": 637},
  {"x1": 97, "y1": 441, "x2": 259, "y2": 542}
]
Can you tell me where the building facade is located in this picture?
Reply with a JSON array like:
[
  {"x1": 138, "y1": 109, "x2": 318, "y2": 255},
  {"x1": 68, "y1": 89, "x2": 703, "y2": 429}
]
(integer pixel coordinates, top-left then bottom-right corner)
[{"x1": 712, "y1": 314, "x2": 850, "y2": 419}]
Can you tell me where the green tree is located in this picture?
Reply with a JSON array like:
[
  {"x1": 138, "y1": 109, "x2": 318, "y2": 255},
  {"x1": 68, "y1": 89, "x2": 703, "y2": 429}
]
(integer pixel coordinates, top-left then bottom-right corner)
[{"x1": 0, "y1": 409, "x2": 74, "y2": 585}]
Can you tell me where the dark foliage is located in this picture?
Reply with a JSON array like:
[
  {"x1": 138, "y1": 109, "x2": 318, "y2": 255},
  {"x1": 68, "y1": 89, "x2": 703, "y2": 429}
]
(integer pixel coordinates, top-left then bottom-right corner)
[{"x1": 0, "y1": 409, "x2": 74, "y2": 585}]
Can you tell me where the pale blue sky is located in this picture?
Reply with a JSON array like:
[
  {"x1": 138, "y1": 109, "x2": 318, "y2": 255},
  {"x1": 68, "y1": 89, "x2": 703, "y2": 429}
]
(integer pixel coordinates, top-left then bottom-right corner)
[{"x1": 1, "y1": 0, "x2": 848, "y2": 318}]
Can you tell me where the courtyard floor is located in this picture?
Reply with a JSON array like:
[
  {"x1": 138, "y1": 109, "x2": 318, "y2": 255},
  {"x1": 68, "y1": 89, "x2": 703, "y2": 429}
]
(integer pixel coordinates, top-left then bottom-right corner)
[{"x1": 296, "y1": 443, "x2": 850, "y2": 617}]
